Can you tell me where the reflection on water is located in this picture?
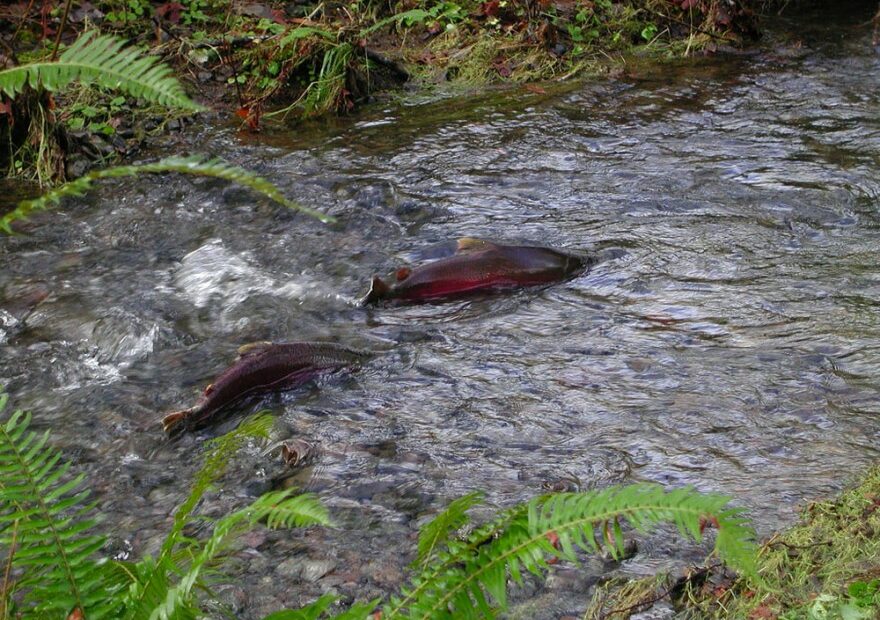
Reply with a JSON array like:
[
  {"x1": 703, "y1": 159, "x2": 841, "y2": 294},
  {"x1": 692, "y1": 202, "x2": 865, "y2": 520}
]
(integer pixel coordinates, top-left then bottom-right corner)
[{"x1": 2, "y1": 3, "x2": 880, "y2": 617}]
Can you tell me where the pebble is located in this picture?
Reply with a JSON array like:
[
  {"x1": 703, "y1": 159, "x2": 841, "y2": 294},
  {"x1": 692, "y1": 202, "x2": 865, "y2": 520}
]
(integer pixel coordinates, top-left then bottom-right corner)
[
  {"x1": 300, "y1": 559, "x2": 337, "y2": 582},
  {"x1": 274, "y1": 557, "x2": 303, "y2": 580},
  {"x1": 214, "y1": 584, "x2": 248, "y2": 614},
  {"x1": 364, "y1": 559, "x2": 403, "y2": 586}
]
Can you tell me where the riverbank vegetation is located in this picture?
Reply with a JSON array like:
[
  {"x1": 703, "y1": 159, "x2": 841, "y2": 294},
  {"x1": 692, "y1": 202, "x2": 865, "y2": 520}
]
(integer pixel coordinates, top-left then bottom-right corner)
[
  {"x1": 588, "y1": 467, "x2": 880, "y2": 619},
  {"x1": 0, "y1": 0, "x2": 766, "y2": 185},
  {"x1": 0, "y1": 389, "x2": 758, "y2": 619}
]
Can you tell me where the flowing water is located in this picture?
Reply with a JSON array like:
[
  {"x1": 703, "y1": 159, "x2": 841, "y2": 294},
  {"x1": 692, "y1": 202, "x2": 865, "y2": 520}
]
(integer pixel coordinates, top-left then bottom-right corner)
[{"x1": 2, "y1": 3, "x2": 880, "y2": 617}]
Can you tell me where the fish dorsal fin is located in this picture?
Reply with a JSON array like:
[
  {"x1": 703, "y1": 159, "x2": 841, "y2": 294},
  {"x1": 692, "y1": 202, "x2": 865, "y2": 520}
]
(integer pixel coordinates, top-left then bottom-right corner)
[
  {"x1": 237, "y1": 341, "x2": 273, "y2": 357},
  {"x1": 361, "y1": 276, "x2": 391, "y2": 306},
  {"x1": 456, "y1": 237, "x2": 497, "y2": 253}
]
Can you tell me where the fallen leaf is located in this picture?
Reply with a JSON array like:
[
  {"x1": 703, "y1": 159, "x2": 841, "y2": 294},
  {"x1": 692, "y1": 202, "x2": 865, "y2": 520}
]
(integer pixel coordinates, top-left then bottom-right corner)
[{"x1": 156, "y1": 2, "x2": 184, "y2": 23}]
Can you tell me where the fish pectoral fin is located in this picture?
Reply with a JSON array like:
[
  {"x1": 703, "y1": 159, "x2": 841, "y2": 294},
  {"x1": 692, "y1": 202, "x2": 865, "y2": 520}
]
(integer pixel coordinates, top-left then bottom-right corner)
[
  {"x1": 361, "y1": 275, "x2": 390, "y2": 305},
  {"x1": 237, "y1": 341, "x2": 274, "y2": 357},
  {"x1": 456, "y1": 237, "x2": 497, "y2": 253}
]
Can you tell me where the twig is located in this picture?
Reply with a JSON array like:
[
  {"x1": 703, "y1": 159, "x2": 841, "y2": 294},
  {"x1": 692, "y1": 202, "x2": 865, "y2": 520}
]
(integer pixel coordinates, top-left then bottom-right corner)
[
  {"x1": 0, "y1": 519, "x2": 19, "y2": 617},
  {"x1": 50, "y1": 0, "x2": 74, "y2": 60},
  {"x1": 598, "y1": 562, "x2": 725, "y2": 620},
  {"x1": 766, "y1": 539, "x2": 832, "y2": 551}
]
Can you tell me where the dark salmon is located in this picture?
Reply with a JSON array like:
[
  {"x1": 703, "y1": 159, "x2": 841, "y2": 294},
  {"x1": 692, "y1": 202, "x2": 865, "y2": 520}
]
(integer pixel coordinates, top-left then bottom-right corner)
[
  {"x1": 361, "y1": 238, "x2": 588, "y2": 305},
  {"x1": 161, "y1": 341, "x2": 368, "y2": 435}
]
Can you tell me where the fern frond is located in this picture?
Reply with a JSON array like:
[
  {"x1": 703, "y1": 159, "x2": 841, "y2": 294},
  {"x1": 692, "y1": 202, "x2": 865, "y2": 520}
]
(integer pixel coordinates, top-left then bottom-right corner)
[
  {"x1": 416, "y1": 491, "x2": 483, "y2": 568},
  {"x1": 125, "y1": 412, "x2": 275, "y2": 619},
  {"x1": 0, "y1": 33, "x2": 203, "y2": 112},
  {"x1": 0, "y1": 392, "x2": 126, "y2": 619},
  {"x1": 278, "y1": 26, "x2": 337, "y2": 50},
  {"x1": 148, "y1": 489, "x2": 330, "y2": 620},
  {"x1": 0, "y1": 155, "x2": 334, "y2": 232},
  {"x1": 385, "y1": 484, "x2": 758, "y2": 619}
]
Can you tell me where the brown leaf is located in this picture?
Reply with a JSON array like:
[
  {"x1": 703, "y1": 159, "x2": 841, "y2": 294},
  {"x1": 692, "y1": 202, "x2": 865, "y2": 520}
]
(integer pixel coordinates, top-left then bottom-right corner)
[
  {"x1": 525, "y1": 84, "x2": 546, "y2": 94},
  {"x1": 156, "y1": 2, "x2": 184, "y2": 23},
  {"x1": 748, "y1": 604, "x2": 777, "y2": 620},
  {"x1": 699, "y1": 515, "x2": 720, "y2": 534}
]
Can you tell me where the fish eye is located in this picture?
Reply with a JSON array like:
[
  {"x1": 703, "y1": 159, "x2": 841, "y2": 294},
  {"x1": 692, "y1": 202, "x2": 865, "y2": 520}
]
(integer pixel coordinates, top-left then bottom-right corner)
[{"x1": 396, "y1": 267, "x2": 412, "y2": 282}]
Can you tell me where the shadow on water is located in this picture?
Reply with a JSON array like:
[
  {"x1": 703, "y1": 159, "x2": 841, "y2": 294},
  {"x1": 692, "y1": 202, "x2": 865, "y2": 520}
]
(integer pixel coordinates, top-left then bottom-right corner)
[{"x1": 2, "y1": 2, "x2": 880, "y2": 616}]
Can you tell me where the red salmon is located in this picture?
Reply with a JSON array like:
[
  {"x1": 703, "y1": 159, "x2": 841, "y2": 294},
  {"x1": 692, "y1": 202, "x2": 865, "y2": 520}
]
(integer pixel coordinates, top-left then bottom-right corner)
[
  {"x1": 162, "y1": 341, "x2": 367, "y2": 434},
  {"x1": 361, "y1": 238, "x2": 588, "y2": 305}
]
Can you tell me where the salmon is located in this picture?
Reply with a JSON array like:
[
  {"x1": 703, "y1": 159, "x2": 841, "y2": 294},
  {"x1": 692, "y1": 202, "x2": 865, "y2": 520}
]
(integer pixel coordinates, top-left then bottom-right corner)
[
  {"x1": 161, "y1": 341, "x2": 368, "y2": 435},
  {"x1": 361, "y1": 237, "x2": 588, "y2": 305}
]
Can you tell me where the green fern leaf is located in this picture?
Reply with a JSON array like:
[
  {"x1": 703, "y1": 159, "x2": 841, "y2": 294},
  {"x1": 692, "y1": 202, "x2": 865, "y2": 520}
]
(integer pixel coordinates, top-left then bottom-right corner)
[
  {"x1": 125, "y1": 412, "x2": 275, "y2": 619},
  {"x1": 147, "y1": 489, "x2": 330, "y2": 620},
  {"x1": 0, "y1": 391, "x2": 126, "y2": 619},
  {"x1": 384, "y1": 484, "x2": 758, "y2": 619},
  {"x1": 416, "y1": 491, "x2": 483, "y2": 568},
  {"x1": 249, "y1": 489, "x2": 332, "y2": 530},
  {"x1": 0, "y1": 32, "x2": 203, "y2": 111},
  {"x1": 0, "y1": 155, "x2": 334, "y2": 232}
]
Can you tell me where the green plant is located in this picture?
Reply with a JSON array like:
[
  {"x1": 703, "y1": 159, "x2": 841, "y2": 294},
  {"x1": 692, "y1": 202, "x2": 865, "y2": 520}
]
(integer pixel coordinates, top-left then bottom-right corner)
[
  {"x1": 0, "y1": 32, "x2": 203, "y2": 113},
  {"x1": 104, "y1": 0, "x2": 153, "y2": 27},
  {"x1": 1, "y1": 31, "x2": 204, "y2": 184},
  {"x1": 383, "y1": 483, "x2": 757, "y2": 619},
  {"x1": 0, "y1": 392, "x2": 333, "y2": 619},
  {"x1": 0, "y1": 154, "x2": 334, "y2": 232},
  {"x1": 0, "y1": 392, "x2": 126, "y2": 618}
]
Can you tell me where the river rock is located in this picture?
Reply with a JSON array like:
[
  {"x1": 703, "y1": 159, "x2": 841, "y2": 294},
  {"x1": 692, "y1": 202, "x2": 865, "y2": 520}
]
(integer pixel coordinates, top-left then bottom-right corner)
[
  {"x1": 214, "y1": 584, "x2": 248, "y2": 615},
  {"x1": 300, "y1": 559, "x2": 337, "y2": 582},
  {"x1": 275, "y1": 557, "x2": 303, "y2": 579}
]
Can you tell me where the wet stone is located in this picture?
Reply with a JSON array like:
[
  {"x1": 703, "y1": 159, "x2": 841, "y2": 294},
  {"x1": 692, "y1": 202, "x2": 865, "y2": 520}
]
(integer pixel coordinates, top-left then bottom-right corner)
[
  {"x1": 364, "y1": 559, "x2": 403, "y2": 587},
  {"x1": 214, "y1": 584, "x2": 248, "y2": 615},
  {"x1": 631, "y1": 600, "x2": 676, "y2": 619},
  {"x1": 274, "y1": 557, "x2": 303, "y2": 580},
  {"x1": 300, "y1": 559, "x2": 337, "y2": 582},
  {"x1": 545, "y1": 567, "x2": 598, "y2": 593}
]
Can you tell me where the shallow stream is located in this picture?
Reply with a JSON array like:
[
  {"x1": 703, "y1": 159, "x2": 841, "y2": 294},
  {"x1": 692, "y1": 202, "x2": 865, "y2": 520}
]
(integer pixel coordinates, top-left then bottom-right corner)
[{"x1": 2, "y1": 3, "x2": 880, "y2": 617}]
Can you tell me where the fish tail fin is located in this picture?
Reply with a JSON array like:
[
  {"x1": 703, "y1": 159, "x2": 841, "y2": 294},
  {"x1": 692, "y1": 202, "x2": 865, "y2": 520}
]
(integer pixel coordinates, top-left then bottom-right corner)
[
  {"x1": 361, "y1": 276, "x2": 390, "y2": 306},
  {"x1": 161, "y1": 408, "x2": 193, "y2": 435}
]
